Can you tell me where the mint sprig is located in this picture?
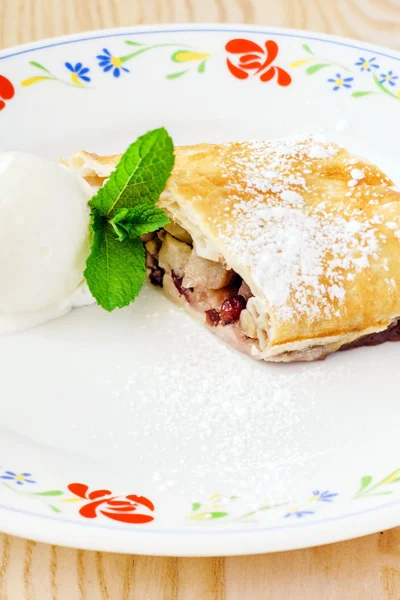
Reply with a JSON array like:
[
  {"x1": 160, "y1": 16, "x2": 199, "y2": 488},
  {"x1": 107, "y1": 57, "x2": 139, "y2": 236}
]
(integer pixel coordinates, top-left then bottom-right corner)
[{"x1": 84, "y1": 128, "x2": 174, "y2": 311}]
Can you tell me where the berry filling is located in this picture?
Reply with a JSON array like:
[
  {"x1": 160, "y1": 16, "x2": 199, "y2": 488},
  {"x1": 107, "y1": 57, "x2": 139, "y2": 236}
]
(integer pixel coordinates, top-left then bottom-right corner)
[
  {"x1": 149, "y1": 266, "x2": 165, "y2": 287},
  {"x1": 220, "y1": 295, "x2": 247, "y2": 325},
  {"x1": 205, "y1": 309, "x2": 221, "y2": 327},
  {"x1": 172, "y1": 271, "x2": 193, "y2": 301}
]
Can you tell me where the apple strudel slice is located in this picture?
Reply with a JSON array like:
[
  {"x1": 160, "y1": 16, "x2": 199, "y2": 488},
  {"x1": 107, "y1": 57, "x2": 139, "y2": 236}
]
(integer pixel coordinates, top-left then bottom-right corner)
[{"x1": 65, "y1": 134, "x2": 400, "y2": 362}]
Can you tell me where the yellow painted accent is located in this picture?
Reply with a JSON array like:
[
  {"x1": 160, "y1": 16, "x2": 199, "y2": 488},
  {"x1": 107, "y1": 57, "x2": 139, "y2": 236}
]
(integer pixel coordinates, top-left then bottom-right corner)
[
  {"x1": 111, "y1": 56, "x2": 122, "y2": 67},
  {"x1": 308, "y1": 495, "x2": 318, "y2": 502},
  {"x1": 363, "y1": 61, "x2": 369, "y2": 69},
  {"x1": 396, "y1": 90, "x2": 400, "y2": 97},
  {"x1": 336, "y1": 78, "x2": 343, "y2": 86},
  {"x1": 174, "y1": 51, "x2": 210, "y2": 62},
  {"x1": 289, "y1": 58, "x2": 312, "y2": 68},
  {"x1": 381, "y1": 469, "x2": 400, "y2": 484},
  {"x1": 14, "y1": 475, "x2": 26, "y2": 482},
  {"x1": 60, "y1": 497, "x2": 84, "y2": 503},
  {"x1": 21, "y1": 76, "x2": 49, "y2": 86},
  {"x1": 70, "y1": 72, "x2": 83, "y2": 87},
  {"x1": 210, "y1": 493, "x2": 221, "y2": 501},
  {"x1": 187, "y1": 513, "x2": 212, "y2": 521}
]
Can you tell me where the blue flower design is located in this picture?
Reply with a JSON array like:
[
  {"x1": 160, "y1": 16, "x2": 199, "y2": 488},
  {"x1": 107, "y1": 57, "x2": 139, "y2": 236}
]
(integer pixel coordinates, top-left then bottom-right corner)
[
  {"x1": 0, "y1": 471, "x2": 36, "y2": 486},
  {"x1": 284, "y1": 508, "x2": 314, "y2": 518},
  {"x1": 355, "y1": 56, "x2": 379, "y2": 72},
  {"x1": 65, "y1": 62, "x2": 91, "y2": 84},
  {"x1": 310, "y1": 489, "x2": 338, "y2": 502},
  {"x1": 96, "y1": 48, "x2": 130, "y2": 78},
  {"x1": 327, "y1": 73, "x2": 354, "y2": 91},
  {"x1": 379, "y1": 70, "x2": 398, "y2": 87}
]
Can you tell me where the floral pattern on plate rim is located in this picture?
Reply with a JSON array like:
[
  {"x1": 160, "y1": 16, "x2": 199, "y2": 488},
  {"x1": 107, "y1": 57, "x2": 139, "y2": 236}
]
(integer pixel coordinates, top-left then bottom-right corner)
[
  {"x1": 1, "y1": 467, "x2": 396, "y2": 525},
  {"x1": 0, "y1": 36, "x2": 397, "y2": 103},
  {"x1": 0, "y1": 38, "x2": 400, "y2": 103},
  {"x1": 0, "y1": 469, "x2": 155, "y2": 524},
  {"x1": 96, "y1": 41, "x2": 211, "y2": 79},
  {"x1": 290, "y1": 43, "x2": 400, "y2": 100},
  {"x1": 225, "y1": 38, "x2": 291, "y2": 85},
  {"x1": 186, "y1": 469, "x2": 400, "y2": 524},
  {"x1": 0, "y1": 74, "x2": 15, "y2": 110},
  {"x1": 17, "y1": 39, "x2": 212, "y2": 89},
  {"x1": 21, "y1": 60, "x2": 92, "y2": 88}
]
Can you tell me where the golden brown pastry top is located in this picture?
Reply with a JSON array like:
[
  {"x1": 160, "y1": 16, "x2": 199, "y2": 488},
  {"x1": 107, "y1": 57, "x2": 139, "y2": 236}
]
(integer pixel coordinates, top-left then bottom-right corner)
[
  {"x1": 159, "y1": 136, "x2": 400, "y2": 350},
  {"x1": 66, "y1": 136, "x2": 400, "y2": 355}
]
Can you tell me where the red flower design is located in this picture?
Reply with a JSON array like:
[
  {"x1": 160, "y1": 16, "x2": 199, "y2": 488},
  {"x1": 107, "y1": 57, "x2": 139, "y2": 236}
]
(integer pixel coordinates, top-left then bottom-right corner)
[
  {"x1": 225, "y1": 39, "x2": 292, "y2": 86},
  {"x1": 67, "y1": 483, "x2": 155, "y2": 524},
  {"x1": 0, "y1": 75, "x2": 15, "y2": 111}
]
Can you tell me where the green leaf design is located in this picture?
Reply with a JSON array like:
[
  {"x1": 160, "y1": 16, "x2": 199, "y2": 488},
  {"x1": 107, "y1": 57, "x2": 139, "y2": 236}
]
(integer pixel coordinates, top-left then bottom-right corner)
[
  {"x1": 192, "y1": 502, "x2": 201, "y2": 512},
  {"x1": 166, "y1": 71, "x2": 188, "y2": 79},
  {"x1": 29, "y1": 61, "x2": 51, "y2": 74},
  {"x1": 357, "y1": 475, "x2": 372, "y2": 494},
  {"x1": 354, "y1": 469, "x2": 400, "y2": 498},
  {"x1": 124, "y1": 40, "x2": 146, "y2": 46},
  {"x1": 120, "y1": 43, "x2": 191, "y2": 64},
  {"x1": 197, "y1": 60, "x2": 207, "y2": 73},
  {"x1": 32, "y1": 490, "x2": 64, "y2": 497},
  {"x1": 110, "y1": 205, "x2": 169, "y2": 241},
  {"x1": 237, "y1": 502, "x2": 287, "y2": 521},
  {"x1": 302, "y1": 43, "x2": 313, "y2": 55},
  {"x1": 352, "y1": 91, "x2": 375, "y2": 98},
  {"x1": 361, "y1": 491, "x2": 393, "y2": 497},
  {"x1": 84, "y1": 213, "x2": 146, "y2": 311},
  {"x1": 89, "y1": 127, "x2": 175, "y2": 216},
  {"x1": 305, "y1": 63, "x2": 330, "y2": 75},
  {"x1": 49, "y1": 504, "x2": 62, "y2": 513}
]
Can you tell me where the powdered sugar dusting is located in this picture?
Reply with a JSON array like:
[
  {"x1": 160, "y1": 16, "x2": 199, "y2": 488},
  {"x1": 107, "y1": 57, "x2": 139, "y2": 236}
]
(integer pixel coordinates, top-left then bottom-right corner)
[
  {"x1": 95, "y1": 292, "x2": 340, "y2": 499},
  {"x1": 217, "y1": 135, "x2": 380, "y2": 322},
  {"x1": 350, "y1": 168, "x2": 365, "y2": 181}
]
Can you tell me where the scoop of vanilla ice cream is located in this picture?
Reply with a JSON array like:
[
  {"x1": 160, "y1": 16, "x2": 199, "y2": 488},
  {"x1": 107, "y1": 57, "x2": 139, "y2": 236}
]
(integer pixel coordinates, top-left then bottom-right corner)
[{"x1": 0, "y1": 151, "x2": 94, "y2": 332}]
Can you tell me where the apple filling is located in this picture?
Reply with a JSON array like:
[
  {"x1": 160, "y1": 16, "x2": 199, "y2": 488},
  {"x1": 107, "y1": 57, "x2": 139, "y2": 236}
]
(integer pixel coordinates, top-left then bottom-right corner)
[{"x1": 144, "y1": 222, "x2": 259, "y2": 341}]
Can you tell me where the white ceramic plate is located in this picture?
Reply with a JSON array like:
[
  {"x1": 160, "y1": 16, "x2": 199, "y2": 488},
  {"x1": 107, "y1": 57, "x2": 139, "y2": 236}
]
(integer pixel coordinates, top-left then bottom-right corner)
[{"x1": 1, "y1": 24, "x2": 400, "y2": 556}]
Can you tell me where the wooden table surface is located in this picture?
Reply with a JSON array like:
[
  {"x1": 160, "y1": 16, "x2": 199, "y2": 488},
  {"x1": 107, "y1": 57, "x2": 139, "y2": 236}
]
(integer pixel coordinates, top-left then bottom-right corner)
[{"x1": 1, "y1": 0, "x2": 399, "y2": 598}]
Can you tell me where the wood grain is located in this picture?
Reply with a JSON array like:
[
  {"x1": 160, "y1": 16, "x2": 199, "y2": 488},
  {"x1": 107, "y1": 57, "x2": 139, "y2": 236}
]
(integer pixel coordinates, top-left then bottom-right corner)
[
  {"x1": 2, "y1": 531, "x2": 400, "y2": 598},
  {"x1": 0, "y1": 0, "x2": 399, "y2": 50},
  {"x1": 1, "y1": 0, "x2": 400, "y2": 598}
]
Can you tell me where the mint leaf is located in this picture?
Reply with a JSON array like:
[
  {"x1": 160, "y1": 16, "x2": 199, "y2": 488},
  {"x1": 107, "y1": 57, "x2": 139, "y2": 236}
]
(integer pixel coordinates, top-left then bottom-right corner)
[
  {"x1": 110, "y1": 205, "x2": 169, "y2": 242},
  {"x1": 84, "y1": 210, "x2": 146, "y2": 311},
  {"x1": 89, "y1": 127, "x2": 174, "y2": 217}
]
